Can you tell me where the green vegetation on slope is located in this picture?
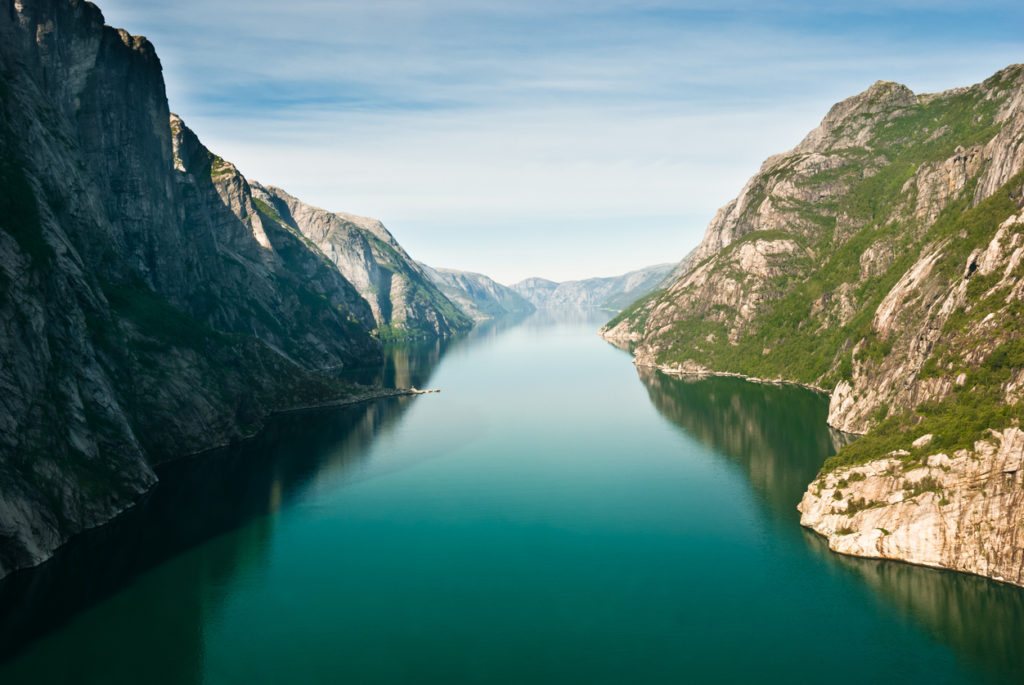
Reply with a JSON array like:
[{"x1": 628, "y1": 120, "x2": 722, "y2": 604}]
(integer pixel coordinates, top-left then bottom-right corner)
[
  {"x1": 824, "y1": 172, "x2": 1024, "y2": 471},
  {"x1": 616, "y1": 67, "x2": 1024, "y2": 473},
  {"x1": 644, "y1": 79, "x2": 1015, "y2": 390},
  {"x1": 605, "y1": 288, "x2": 664, "y2": 333},
  {"x1": 101, "y1": 277, "x2": 223, "y2": 350},
  {"x1": 825, "y1": 336, "x2": 1024, "y2": 471}
]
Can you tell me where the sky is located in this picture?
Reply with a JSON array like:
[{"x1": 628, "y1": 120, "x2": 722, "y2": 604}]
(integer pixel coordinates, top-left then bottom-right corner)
[{"x1": 96, "y1": 1, "x2": 1023, "y2": 284}]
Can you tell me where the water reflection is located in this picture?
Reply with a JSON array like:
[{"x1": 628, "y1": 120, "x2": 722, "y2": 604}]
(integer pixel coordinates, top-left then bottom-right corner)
[
  {"x1": 0, "y1": 340, "x2": 447, "y2": 669},
  {"x1": 523, "y1": 306, "x2": 615, "y2": 329},
  {"x1": 635, "y1": 366, "x2": 843, "y2": 517},
  {"x1": 804, "y1": 532, "x2": 1024, "y2": 681},
  {"x1": 345, "y1": 339, "x2": 446, "y2": 389},
  {"x1": 637, "y1": 364, "x2": 1024, "y2": 681},
  {"x1": 344, "y1": 313, "x2": 532, "y2": 389}
]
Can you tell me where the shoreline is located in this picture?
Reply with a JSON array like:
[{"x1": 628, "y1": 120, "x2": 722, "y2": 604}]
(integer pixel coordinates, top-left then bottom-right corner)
[
  {"x1": 627, "y1": 342, "x2": 1023, "y2": 590},
  {"x1": 637, "y1": 360, "x2": 832, "y2": 396},
  {"x1": 798, "y1": 428, "x2": 1024, "y2": 589},
  {"x1": 0, "y1": 385, "x2": 422, "y2": 583},
  {"x1": 161, "y1": 385, "x2": 421, "y2": 467},
  {"x1": 598, "y1": 328, "x2": 833, "y2": 398}
]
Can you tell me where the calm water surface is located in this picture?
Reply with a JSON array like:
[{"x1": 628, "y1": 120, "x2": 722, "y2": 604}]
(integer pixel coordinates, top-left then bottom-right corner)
[{"x1": 1, "y1": 309, "x2": 1023, "y2": 684}]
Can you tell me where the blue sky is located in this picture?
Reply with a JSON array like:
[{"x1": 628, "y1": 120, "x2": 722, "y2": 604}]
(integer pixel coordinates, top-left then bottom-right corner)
[{"x1": 98, "y1": 0, "x2": 1023, "y2": 283}]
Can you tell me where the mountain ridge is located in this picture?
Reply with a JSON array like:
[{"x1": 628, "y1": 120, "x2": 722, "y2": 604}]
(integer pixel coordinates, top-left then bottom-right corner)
[
  {"x1": 0, "y1": 0, "x2": 471, "y2": 579},
  {"x1": 603, "y1": 64, "x2": 1024, "y2": 585},
  {"x1": 511, "y1": 263, "x2": 676, "y2": 311},
  {"x1": 252, "y1": 184, "x2": 473, "y2": 340},
  {"x1": 420, "y1": 264, "x2": 535, "y2": 321}
]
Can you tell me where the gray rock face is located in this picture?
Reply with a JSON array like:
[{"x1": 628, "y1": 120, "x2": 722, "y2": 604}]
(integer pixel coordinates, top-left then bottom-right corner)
[
  {"x1": 511, "y1": 263, "x2": 675, "y2": 310},
  {"x1": 419, "y1": 264, "x2": 535, "y2": 321},
  {"x1": 508, "y1": 277, "x2": 559, "y2": 307},
  {"x1": 0, "y1": 0, "x2": 400, "y2": 579},
  {"x1": 252, "y1": 185, "x2": 473, "y2": 339}
]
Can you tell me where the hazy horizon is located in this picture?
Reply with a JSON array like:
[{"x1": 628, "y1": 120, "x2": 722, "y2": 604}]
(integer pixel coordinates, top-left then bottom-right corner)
[{"x1": 97, "y1": 0, "x2": 1023, "y2": 283}]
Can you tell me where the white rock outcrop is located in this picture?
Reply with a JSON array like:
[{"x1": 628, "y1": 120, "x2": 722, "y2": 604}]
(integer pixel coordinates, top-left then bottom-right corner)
[{"x1": 799, "y1": 428, "x2": 1024, "y2": 586}]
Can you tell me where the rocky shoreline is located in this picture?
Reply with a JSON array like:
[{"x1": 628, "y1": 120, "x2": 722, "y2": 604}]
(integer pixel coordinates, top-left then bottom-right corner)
[
  {"x1": 599, "y1": 330, "x2": 834, "y2": 396},
  {"x1": 2, "y1": 385, "x2": 422, "y2": 581},
  {"x1": 615, "y1": 352, "x2": 1024, "y2": 588},
  {"x1": 166, "y1": 386, "x2": 422, "y2": 465},
  {"x1": 633, "y1": 359, "x2": 832, "y2": 396},
  {"x1": 798, "y1": 427, "x2": 1024, "y2": 587}
]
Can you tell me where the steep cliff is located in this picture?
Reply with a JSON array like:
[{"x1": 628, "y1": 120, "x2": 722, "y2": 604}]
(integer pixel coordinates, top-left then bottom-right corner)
[
  {"x1": 419, "y1": 264, "x2": 534, "y2": 321},
  {"x1": 253, "y1": 185, "x2": 472, "y2": 339},
  {"x1": 604, "y1": 65, "x2": 1024, "y2": 584},
  {"x1": 799, "y1": 428, "x2": 1024, "y2": 586},
  {"x1": 512, "y1": 263, "x2": 675, "y2": 310},
  {"x1": 0, "y1": 0, "x2": 402, "y2": 579}
]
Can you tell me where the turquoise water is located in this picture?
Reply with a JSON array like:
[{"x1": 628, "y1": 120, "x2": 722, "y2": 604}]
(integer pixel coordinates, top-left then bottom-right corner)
[{"x1": 1, "y1": 310, "x2": 1023, "y2": 683}]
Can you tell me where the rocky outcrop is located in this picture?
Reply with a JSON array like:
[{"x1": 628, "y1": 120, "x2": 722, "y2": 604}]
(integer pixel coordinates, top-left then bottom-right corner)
[
  {"x1": 419, "y1": 264, "x2": 534, "y2": 321},
  {"x1": 0, "y1": 0, "x2": 444, "y2": 579},
  {"x1": 512, "y1": 263, "x2": 675, "y2": 311},
  {"x1": 604, "y1": 64, "x2": 1024, "y2": 584},
  {"x1": 799, "y1": 428, "x2": 1024, "y2": 586},
  {"x1": 829, "y1": 209, "x2": 1024, "y2": 434},
  {"x1": 252, "y1": 185, "x2": 472, "y2": 339},
  {"x1": 605, "y1": 67, "x2": 1024, "y2": 391},
  {"x1": 605, "y1": 65, "x2": 1024, "y2": 428}
]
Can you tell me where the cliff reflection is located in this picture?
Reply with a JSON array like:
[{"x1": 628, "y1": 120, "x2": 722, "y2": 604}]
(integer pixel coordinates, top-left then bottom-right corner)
[
  {"x1": 636, "y1": 366, "x2": 842, "y2": 517},
  {"x1": 0, "y1": 341, "x2": 448, "y2": 679},
  {"x1": 524, "y1": 306, "x2": 614, "y2": 329},
  {"x1": 636, "y1": 364, "x2": 1024, "y2": 682},
  {"x1": 346, "y1": 338, "x2": 446, "y2": 389},
  {"x1": 805, "y1": 532, "x2": 1024, "y2": 681},
  {"x1": 343, "y1": 313, "x2": 531, "y2": 390}
]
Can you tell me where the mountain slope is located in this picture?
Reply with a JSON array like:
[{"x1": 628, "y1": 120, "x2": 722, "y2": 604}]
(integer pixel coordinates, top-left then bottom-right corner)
[
  {"x1": 512, "y1": 263, "x2": 675, "y2": 310},
  {"x1": 253, "y1": 185, "x2": 473, "y2": 339},
  {"x1": 420, "y1": 264, "x2": 535, "y2": 321},
  {"x1": 0, "y1": 0, "x2": 423, "y2": 579},
  {"x1": 603, "y1": 65, "x2": 1024, "y2": 584}
]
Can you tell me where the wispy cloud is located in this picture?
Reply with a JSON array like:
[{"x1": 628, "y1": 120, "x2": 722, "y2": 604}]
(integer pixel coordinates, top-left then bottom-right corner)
[{"x1": 97, "y1": 0, "x2": 1024, "y2": 282}]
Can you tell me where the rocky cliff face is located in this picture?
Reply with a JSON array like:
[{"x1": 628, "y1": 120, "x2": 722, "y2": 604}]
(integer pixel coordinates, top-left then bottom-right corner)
[
  {"x1": 605, "y1": 67, "x2": 1024, "y2": 411},
  {"x1": 0, "y1": 0, "x2": 443, "y2": 579},
  {"x1": 604, "y1": 65, "x2": 1024, "y2": 585},
  {"x1": 419, "y1": 264, "x2": 534, "y2": 321},
  {"x1": 799, "y1": 428, "x2": 1024, "y2": 586},
  {"x1": 512, "y1": 263, "x2": 675, "y2": 311},
  {"x1": 253, "y1": 185, "x2": 472, "y2": 339}
]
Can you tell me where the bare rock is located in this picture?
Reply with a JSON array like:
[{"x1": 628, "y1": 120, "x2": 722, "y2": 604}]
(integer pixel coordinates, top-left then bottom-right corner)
[{"x1": 799, "y1": 428, "x2": 1024, "y2": 586}]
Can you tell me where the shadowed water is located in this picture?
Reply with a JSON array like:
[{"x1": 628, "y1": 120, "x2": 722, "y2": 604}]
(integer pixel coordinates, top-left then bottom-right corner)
[{"x1": 1, "y1": 309, "x2": 1022, "y2": 683}]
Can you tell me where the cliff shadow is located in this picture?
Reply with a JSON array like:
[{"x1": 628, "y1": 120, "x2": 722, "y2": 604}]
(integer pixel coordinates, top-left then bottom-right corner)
[
  {"x1": 636, "y1": 364, "x2": 1024, "y2": 683},
  {"x1": 0, "y1": 389, "x2": 424, "y2": 677},
  {"x1": 804, "y1": 530, "x2": 1024, "y2": 682},
  {"x1": 635, "y1": 366, "x2": 842, "y2": 519}
]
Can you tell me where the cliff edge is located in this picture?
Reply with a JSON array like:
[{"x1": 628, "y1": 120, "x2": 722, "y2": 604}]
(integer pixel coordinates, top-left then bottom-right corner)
[{"x1": 604, "y1": 65, "x2": 1024, "y2": 585}]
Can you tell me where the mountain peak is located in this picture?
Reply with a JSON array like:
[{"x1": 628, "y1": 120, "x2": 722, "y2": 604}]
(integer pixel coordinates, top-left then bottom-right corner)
[{"x1": 794, "y1": 79, "x2": 917, "y2": 153}]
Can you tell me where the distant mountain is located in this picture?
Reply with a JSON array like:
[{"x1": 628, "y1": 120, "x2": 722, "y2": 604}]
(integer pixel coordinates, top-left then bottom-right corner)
[
  {"x1": 253, "y1": 185, "x2": 472, "y2": 340},
  {"x1": 420, "y1": 265, "x2": 535, "y2": 321},
  {"x1": 511, "y1": 264, "x2": 676, "y2": 310}
]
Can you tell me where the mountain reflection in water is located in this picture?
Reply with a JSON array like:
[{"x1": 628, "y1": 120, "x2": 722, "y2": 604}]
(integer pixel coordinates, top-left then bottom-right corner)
[
  {"x1": 0, "y1": 341, "x2": 442, "y2": 666},
  {"x1": 635, "y1": 366, "x2": 848, "y2": 517},
  {"x1": 636, "y1": 364, "x2": 1024, "y2": 682},
  {"x1": 3, "y1": 312, "x2": 1024, "y2": 684}
]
